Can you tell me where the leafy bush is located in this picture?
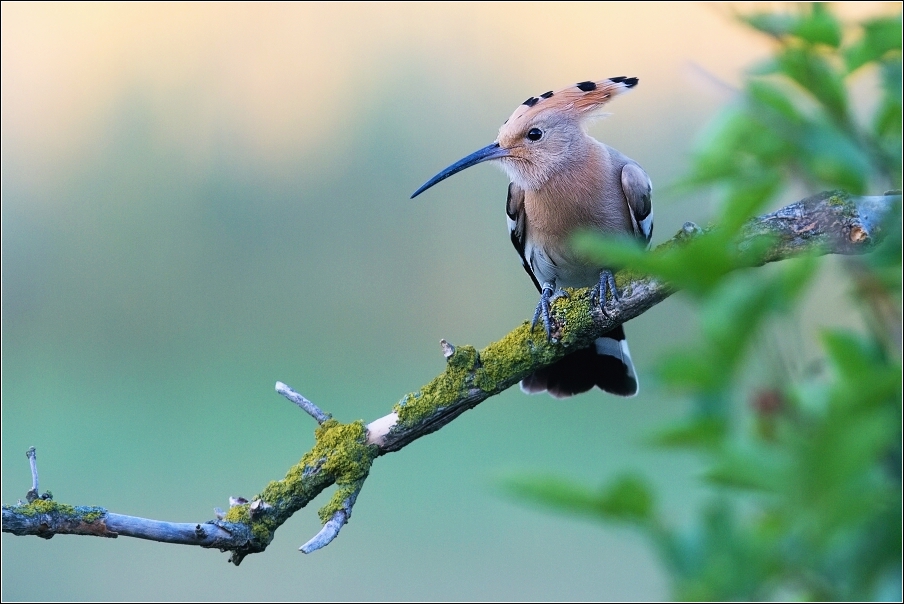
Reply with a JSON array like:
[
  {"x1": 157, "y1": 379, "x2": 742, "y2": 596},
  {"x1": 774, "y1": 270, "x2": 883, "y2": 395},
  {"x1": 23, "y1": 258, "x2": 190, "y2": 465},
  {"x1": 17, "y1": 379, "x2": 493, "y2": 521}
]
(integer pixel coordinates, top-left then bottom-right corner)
[{"x1": 505, "y1": 5, "x2": 901, "y2": 600}]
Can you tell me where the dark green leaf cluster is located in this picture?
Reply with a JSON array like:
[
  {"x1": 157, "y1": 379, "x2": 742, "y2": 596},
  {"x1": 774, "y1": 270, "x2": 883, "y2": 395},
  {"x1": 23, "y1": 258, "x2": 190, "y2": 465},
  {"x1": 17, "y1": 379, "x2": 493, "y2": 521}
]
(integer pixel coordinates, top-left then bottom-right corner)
[
  {"x1": 698, "y1": 4, "x2": 901, "y2": 196},
  {"x1": 509, "y1": 4, "x2": 902, "y2": 600},
  {"x1": 654, "y1": 325, "x2": 901, "y2": 601}
]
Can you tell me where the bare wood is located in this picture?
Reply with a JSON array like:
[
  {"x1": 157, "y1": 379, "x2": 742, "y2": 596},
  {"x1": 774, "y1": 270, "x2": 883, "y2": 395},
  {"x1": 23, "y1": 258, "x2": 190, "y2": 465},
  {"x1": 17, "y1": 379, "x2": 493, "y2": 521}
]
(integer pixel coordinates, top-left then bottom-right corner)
[
  {"x1": 25, "y1": 447, "x2": 39, "y2": 504},
  {"x1": 2, "y1": 190, "x2": 897, "y2": 565},
  {"x1": 276, "y1": 381, "x2": 332, "y2": 424}
]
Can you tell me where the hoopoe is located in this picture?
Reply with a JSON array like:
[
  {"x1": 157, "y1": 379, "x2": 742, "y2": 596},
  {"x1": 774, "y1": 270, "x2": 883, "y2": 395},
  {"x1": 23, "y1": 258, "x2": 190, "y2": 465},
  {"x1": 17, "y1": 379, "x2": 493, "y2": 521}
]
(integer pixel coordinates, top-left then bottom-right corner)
[{"x1": 412, "y1": 77, "x2": 653, "y2": 398}]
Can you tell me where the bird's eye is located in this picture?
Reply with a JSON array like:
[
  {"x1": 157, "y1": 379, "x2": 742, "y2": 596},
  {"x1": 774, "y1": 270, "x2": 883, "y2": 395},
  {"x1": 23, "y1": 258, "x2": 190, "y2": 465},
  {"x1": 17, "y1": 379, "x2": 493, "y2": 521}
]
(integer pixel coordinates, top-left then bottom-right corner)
[{"x1": 527, "y1": 128, "x2": 543, "y2": 141}]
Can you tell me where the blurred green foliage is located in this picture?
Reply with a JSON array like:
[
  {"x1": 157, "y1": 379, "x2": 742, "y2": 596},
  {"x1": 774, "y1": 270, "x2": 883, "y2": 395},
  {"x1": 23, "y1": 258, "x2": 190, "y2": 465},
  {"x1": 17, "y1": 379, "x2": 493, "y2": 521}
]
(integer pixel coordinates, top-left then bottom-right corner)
[{"x1": 505, "y1": 5, "x2": 902, "y2": 600}]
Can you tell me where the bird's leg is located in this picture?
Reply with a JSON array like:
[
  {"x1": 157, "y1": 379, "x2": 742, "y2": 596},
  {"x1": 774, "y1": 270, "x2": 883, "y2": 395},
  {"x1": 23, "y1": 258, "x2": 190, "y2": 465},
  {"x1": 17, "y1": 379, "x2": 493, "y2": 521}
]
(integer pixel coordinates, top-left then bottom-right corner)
[
  {"x1": 531, "y1": 281, "x2": 569, "y2": 339},
  {"x1": 593, "y1": 269, "x2": 620, "y2": 317}
]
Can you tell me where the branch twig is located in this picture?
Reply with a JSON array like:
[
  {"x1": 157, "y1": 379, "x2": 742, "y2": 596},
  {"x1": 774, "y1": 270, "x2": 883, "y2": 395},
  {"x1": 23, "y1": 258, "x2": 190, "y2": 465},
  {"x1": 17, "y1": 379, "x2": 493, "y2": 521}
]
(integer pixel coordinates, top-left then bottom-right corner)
[
  {"x1": 299, "y1": 487, "x2": 360, "y2": 554},
  {"x1": 276, "y1": 381, "x2": 332, "y2": 424},
  {"x1": 3, "y1": 190, "x2": 897, "y2": 565},
  {"x1": 25, "y1": 447, "x2": 39, "y2": 504}
]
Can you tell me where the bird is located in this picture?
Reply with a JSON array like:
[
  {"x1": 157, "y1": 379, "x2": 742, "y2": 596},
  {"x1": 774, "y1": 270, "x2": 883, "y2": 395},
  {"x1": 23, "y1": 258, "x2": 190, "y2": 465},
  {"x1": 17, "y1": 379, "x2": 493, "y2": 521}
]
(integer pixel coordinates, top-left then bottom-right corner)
[{"x1": 411, "y1": 77, "x2": 653, "y2": 398}]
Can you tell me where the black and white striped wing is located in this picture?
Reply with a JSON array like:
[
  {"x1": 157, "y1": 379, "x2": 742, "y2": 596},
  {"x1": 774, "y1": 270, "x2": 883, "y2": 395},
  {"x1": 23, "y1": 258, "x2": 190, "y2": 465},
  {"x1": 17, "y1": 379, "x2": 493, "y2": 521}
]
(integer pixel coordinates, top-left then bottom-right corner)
[
  {"x1": 621, "y1": 163, "x2": 654, "y2": 247},
  {"x1": 506, "y1": 182, "x2": 542, "y2": 293}
]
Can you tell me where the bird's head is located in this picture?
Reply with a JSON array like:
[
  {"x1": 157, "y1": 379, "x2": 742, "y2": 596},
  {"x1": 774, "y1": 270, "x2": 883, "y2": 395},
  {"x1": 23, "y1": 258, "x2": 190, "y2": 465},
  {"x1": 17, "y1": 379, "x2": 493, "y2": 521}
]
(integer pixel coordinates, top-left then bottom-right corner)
[{"x1": 411, "y1": 77, "x2": 637, "y2": 197}]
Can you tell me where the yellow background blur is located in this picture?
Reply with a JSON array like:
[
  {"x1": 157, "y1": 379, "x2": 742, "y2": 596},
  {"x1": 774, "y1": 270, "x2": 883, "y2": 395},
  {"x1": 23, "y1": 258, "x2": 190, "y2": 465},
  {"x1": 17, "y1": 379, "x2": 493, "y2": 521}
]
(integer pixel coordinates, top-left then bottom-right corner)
[{"x1": 2, "y1": 2, "x2": 896, "y2": 600}]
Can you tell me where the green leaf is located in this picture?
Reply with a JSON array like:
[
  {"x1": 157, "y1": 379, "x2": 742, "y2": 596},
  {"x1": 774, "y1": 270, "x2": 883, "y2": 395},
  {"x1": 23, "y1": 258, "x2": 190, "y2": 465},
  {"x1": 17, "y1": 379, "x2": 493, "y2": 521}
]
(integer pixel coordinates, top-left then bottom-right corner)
[
  {"x1": 684, "y1": 110, "x2": 790, "y2": 188},
  {"x1": 797, "y1": 122, "x2": 870, "y2": 193},
  {"x1": 747, "y1": 80, "x2": 805, "y2": 125},
  {"x1": 793, "y1": 3, "x2": 842, "y2": 47},
  {"x1": 742, "y1": 84, "x2": 871, "y2": 192},
  {"x1": 717, "y1": 175, "x2": 782, "y2": 233},
  {"x1": 746, "y1": 57, "x2": 782, "y2": 78},
  {"x1": 845, "y1": 16, "x2": 903, "y2": 73},
  {"x1": 822, "y1": 330, "x2": 888, "y2": 382},
  {"x1": 777, "y1": 47, "x2": 849, "y2": 125},
  {"x1": 597, "y1": 474, "x2": 656, "y2": 523},
  {"x1": 704, "y1": 447, "x2": 788, "y2": 492},
  {"x1": 656, "y1": 351, "x2": 720, "y2": 392},
  {"x1": 821, "y1": 330, "x2": 902, "y2": 408},
  {"x1": 650, "y1": 257, "x2": 817, "y2": 395},
  {"x1": 773, "y1": 252, "x2": 820, "y2": 303},
  {"x1": 573, "y1": 217, "x2": 779, "y2": 299},
  {"x1": 685, "y1": 111, "x2": 761, "y2": 184},
  {"x1": 863, "y1": 199, "x2": 902, "y2": 292},
  {"x1": 671, "y1": 501, "x2": 782, "y2": 601},
  {"x1": 698, "y1": 276, "x2": 774, "y2": 376},
  {"x1": 649, "y1": 416, "x2": 729, "y2": 450},
  {"x1": 743, "y1": 4, "x2": 841, "y2": 47},
  {"x1": 874, "y1": 88, "x2": 903, "y2": 146},
  {"x1": 743, "y1": 12, "x2": 797, "y2": 38},
  {"x1": 874, "y1": 58, "x2": 903, "y2": 180},
  {"x1": 501, "y1": 475, "x2": 601, "y2": 515},
  {"x1": 501, "y1": 473, "x2": 655, "y2": 524}
]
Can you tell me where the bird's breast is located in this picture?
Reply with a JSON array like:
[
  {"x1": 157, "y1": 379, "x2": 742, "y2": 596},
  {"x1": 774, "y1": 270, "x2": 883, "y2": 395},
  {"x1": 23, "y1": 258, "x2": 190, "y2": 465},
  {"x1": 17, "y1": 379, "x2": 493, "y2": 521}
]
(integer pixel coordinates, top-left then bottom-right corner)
[{"x1": 522, "y1": 184, "x2": 629, "y2": 288}]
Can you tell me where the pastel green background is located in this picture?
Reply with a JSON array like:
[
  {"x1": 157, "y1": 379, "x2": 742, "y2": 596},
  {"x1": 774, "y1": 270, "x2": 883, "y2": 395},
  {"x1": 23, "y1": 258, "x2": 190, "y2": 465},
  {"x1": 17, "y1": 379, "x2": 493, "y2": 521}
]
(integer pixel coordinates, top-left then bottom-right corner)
[{"x1": 2, "y1": 3, "x2": 894, "y2": 600}]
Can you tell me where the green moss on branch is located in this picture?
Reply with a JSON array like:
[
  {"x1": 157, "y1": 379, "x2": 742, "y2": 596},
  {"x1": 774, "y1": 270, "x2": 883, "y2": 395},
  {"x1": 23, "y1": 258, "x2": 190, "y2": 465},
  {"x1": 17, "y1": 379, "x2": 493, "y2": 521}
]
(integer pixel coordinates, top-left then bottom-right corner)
[{"x1": 243, "y1": 418, "x2": 377, "y2": 546}]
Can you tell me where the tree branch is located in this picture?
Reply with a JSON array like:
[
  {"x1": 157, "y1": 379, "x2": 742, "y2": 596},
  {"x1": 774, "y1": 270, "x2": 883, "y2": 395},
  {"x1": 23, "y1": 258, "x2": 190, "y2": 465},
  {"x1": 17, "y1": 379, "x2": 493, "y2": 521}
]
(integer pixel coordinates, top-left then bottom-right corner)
[{"x1": 2, "y1": 190, "x2": 897, "y2": 565}]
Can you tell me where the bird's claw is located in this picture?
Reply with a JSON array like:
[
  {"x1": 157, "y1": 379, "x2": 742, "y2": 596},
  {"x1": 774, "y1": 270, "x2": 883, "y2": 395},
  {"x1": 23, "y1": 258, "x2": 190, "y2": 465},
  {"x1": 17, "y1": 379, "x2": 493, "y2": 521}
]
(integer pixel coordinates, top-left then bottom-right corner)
[
  {"x1": 594, "y1": 270, "x2": 620, "y2": 318},
  {"x1": 531, "y1": 282, "x2": 569, "y2": 340}
]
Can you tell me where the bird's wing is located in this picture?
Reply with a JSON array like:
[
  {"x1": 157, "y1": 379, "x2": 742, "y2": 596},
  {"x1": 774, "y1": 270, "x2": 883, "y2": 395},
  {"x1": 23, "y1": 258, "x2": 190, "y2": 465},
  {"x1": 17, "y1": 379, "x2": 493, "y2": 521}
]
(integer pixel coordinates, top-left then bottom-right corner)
[
  {"x1": 620, "y1": 163, "x2": 654, "y2": 247},
  {"x1": 506, "y1": 182, "x2": 542, "y2": 293}
]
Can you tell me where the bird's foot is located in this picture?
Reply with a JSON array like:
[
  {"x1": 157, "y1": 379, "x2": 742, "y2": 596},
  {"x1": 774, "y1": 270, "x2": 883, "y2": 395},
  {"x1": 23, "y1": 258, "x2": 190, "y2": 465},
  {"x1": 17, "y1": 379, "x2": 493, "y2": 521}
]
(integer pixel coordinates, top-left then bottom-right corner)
[
  {"x1": 531, "y1": 282, "x2": 569, "y2": 340},
  {"x1": 593, "y1": 270, "x2": 620, "y2": 318}
]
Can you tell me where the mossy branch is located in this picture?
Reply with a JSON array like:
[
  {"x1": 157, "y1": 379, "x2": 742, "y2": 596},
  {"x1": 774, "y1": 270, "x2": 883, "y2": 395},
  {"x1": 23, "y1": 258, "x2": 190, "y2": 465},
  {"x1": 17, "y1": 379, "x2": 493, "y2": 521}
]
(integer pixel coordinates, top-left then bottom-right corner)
[{"x1": 2, "y1": 190, "x2": 897, "y2": 565}]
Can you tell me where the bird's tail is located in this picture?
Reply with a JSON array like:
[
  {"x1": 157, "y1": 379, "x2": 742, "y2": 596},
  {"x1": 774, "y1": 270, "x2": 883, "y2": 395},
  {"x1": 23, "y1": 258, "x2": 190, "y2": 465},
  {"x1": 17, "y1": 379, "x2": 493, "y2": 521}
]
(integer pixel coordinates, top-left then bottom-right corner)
[{"x1": 520, "y1": 325, "x2": 638, "y2": 398}]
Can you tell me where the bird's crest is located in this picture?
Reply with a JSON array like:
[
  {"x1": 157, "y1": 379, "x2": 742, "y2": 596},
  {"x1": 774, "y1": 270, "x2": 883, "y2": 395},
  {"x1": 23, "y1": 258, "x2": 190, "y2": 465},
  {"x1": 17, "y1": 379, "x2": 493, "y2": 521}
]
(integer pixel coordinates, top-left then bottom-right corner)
[{"x1": 503, "y1": 77, "x2": 638, "y2": 125}]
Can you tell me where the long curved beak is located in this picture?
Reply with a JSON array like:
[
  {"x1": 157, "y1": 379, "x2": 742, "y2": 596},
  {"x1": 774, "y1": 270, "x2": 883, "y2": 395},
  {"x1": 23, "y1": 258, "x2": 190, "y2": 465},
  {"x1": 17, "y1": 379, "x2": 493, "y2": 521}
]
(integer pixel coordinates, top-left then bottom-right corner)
[{"x1": 411, "y1": 142, "x2": 509, "y2": 198}]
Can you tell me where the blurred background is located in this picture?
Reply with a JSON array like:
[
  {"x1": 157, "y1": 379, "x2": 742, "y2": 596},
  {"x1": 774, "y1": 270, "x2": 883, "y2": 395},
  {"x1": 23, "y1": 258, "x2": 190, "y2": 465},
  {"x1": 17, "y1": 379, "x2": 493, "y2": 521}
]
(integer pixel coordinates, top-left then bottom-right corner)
[{"x1": 2, "y1": 3, "x2": 896, "y2": 600}]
